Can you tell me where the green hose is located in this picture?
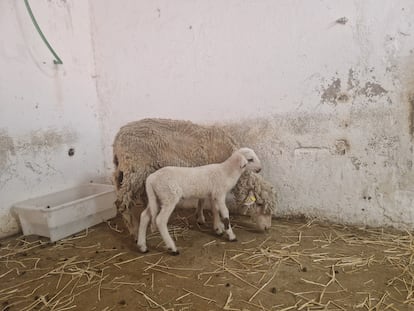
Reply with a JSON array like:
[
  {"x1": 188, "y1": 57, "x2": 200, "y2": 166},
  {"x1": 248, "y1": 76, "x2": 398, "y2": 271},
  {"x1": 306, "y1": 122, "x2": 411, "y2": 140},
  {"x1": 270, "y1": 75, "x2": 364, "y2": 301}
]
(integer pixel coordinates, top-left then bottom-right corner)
[{"x1": 24, "y1": 0, "x2": 63, "y2": 65}]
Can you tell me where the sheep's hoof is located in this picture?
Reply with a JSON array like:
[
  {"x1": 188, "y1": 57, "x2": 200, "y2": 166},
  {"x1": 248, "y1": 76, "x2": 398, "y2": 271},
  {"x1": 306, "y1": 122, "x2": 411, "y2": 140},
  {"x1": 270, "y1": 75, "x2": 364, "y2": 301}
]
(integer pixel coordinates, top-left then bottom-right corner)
[
  {"x1": 171, "y1": 250, "x2": 180, "y2": 256},
  {"x1": 229, "y1": 238, "x2": 238, "y2": 242},
  {"x1": 215, "y1": 230, "x2": 224, "y2": 236},
  {"x1": 137, "y1": 245, "x2": 148, "y2": 253}
]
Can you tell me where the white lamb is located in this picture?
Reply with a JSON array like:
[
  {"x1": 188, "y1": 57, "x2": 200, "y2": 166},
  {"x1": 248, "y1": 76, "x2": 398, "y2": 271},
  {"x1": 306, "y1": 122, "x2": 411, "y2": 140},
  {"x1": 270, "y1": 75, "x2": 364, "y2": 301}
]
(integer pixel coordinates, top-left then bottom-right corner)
[{"x1": 137, "y1": 147, "x2": 262, "y2": 255}]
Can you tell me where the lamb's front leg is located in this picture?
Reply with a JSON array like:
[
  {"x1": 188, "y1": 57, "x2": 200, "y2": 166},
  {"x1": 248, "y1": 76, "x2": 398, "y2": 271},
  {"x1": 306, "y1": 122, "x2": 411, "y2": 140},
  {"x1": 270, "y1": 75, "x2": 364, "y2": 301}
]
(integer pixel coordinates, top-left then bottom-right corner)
[
  {"x1": 195, "y1": 199, "x2": 206, "y2": 225},
  {"x1": 209, "y1": 197, "x2": 224, "y2": 235},
  {"x1": 211, "y1": 207, "x2": 225, "y2": 235},
  {"x1": 213, "y1": 197, "x2": 236, "y2": 241}
]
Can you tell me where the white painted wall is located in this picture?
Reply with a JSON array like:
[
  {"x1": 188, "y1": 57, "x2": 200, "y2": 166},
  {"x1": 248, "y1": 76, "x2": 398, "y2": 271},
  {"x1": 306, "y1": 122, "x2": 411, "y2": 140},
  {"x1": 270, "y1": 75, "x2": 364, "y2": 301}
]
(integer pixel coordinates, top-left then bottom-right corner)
[
  {"x1": 90, "y1": 1, "x2": 414, "y2": 229},
  {"x1": 0, "y1": 1, "x2": 105, "y2": 238},
  {"x1": 1, "y1": 0, "x2": 413, "y2": 237}
]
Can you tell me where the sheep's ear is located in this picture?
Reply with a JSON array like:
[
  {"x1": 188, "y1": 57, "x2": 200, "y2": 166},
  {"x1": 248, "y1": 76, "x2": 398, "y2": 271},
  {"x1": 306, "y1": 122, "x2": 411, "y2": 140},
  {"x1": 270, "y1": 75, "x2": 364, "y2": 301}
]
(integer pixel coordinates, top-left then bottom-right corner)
[{"x1": 240, "y1": 156, "x2": 248, "y2": 169}]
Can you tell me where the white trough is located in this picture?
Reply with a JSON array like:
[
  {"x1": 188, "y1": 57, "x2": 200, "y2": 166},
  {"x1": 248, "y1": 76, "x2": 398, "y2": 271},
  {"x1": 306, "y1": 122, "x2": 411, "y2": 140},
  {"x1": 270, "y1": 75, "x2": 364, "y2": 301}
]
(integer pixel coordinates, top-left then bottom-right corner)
[{"x1": 12, "y1": 183, "x2": 116, "y2": 242}]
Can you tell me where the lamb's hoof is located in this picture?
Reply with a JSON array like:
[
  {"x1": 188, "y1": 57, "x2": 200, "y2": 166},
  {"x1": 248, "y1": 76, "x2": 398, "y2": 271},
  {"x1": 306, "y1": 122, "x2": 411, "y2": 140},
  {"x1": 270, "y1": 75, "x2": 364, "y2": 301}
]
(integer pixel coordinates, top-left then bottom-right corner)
[
  {"x1": 229, "y1": 238, "x2": 238, "y2": 242},
  {"x1": 171, "y1": 250, "x2": 180, "y2": 256}
]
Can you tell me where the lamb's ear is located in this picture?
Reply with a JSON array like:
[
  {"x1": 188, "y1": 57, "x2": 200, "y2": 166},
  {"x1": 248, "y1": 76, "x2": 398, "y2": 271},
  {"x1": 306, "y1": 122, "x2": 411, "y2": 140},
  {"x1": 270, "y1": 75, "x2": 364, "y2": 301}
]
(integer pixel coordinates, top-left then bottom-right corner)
[{"x1": 240, "y1": 156, "x2": 248, "y2": 169}]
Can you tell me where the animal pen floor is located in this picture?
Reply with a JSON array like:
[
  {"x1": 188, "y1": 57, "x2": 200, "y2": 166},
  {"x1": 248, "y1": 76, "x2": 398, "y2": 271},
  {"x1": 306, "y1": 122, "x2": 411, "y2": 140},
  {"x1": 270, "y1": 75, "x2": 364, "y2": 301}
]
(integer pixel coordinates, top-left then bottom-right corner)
[{"x1": 1, "y1": 211, "x2": 413, "y2": 311}]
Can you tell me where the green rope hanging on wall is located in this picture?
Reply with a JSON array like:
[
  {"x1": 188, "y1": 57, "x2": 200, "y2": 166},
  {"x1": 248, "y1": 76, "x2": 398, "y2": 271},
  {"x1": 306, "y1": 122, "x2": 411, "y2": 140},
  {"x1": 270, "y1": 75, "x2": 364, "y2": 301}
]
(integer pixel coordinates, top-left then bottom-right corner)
[{"x1": 24, "y1": 0, "x2": 63, "y2": 65}]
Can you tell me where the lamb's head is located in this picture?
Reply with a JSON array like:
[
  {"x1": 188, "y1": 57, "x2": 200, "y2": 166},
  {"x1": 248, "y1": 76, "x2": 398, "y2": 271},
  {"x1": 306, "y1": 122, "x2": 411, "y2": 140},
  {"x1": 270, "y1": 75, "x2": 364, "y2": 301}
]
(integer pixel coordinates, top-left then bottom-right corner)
[{"x1": 236, "y1": 148, "x2": 262, "y2": 173}]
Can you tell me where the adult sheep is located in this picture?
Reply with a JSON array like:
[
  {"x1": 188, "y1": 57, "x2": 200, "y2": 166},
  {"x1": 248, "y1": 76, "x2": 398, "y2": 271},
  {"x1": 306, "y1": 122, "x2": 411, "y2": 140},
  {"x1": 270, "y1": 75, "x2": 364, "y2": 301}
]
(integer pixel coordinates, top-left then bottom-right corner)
[{"x1": 113, "y1": 118, "x2": 276, "y2": 238}]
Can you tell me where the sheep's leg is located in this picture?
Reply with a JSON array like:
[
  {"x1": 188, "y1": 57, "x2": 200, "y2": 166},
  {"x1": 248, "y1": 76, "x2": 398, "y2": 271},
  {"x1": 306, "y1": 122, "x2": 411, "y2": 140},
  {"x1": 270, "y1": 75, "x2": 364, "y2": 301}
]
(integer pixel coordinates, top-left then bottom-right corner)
[
  {"x1": 196, "y1": 199, "x2": 206, "y2": 225},
  {"x1": 210, "y1": 197, "x2": 225, "y2": 235},
  {"x1": 216, "y1": 199, "x2": 236, "y2": 241},
  {"x1": 137, "y1": 207, "x2": 151, "y2": 253},
  {"x1": 156, "y1": 205, "x2": 179, "y2": 255},
  {"x1": 212, "y1": 207, "x2": 225, "y2": 235}
]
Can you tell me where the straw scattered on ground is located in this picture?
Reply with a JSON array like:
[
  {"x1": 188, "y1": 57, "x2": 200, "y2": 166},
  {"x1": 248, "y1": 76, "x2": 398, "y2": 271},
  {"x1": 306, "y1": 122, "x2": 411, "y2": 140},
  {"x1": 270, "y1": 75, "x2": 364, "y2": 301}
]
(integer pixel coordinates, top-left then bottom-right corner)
[{"x1": 1, "y1": 211, "x2": 414, "y2": 310}]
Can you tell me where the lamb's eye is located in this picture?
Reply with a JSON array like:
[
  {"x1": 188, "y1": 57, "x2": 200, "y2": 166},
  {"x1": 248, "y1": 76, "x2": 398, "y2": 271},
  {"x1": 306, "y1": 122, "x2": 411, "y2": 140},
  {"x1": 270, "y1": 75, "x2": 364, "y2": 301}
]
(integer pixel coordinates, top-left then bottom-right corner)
[{"x1": 248, "y1": 159, "x2": 254, "y2": 162}]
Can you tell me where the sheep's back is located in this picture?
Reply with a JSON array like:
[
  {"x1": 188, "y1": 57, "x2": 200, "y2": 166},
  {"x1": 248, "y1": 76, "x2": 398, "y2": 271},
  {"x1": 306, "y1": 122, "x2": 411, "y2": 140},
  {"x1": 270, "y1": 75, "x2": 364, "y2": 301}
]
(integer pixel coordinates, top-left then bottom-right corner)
[{"x1": 113, "y1": 118, "x2": 238, "y2": 167}]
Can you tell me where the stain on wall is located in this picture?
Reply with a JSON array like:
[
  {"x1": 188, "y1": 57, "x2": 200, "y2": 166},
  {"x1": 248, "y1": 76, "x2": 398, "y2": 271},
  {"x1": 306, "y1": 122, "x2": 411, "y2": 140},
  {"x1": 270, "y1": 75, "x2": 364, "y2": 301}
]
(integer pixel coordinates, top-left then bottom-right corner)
[
  {"x1": 358, "y1": 82, "x2": 387, "y2": 97},
  {"x1": 409, "y1": 94, "x2": 414, "y2": 137},
  {"x1": 217, "y1": 99, "x2": 414, "y2": 229},
  {"x1": 28, "y1": 128, "x2": 77, "y2": 152},
  {"x1": 320, "y1": 69, "x2": 389, "y2": 106},
  {"x1": 0, "y1": 127, "x2": 78, "y2": 190},
  {"x1": 0, "y1": 130, "x2": 17, "y2": 192},
  {"x1": 321, "y1": 78, "x2": 342, "y2": 105},
  {"x1": 333, "y1": 139, "x2": 349, "y2": 155},
  {"x1": 0, "y1": 130, "x2": 15, "y2": 170}
]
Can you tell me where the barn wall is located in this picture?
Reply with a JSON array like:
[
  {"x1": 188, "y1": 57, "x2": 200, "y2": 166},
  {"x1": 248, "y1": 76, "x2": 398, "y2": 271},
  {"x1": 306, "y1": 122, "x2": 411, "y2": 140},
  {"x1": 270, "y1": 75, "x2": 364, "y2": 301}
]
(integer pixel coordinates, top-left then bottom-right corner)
[
  {"x1": 1, "y1": 1, "x2": 413, "y2": 238},
  {"x1": 0, "y1": 1, "x2": 105, "y2": 237},
  {"x1": 90, "y1": 1, "x2": 414, "y2": 228}
]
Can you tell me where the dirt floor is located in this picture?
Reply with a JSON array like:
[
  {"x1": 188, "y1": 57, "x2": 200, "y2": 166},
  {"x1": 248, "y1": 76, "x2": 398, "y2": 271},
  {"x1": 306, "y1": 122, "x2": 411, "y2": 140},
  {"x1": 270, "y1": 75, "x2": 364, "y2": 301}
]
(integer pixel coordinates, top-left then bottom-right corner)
[{"x1": 1, "y1": 210, "x2": 414, "y2": 311}]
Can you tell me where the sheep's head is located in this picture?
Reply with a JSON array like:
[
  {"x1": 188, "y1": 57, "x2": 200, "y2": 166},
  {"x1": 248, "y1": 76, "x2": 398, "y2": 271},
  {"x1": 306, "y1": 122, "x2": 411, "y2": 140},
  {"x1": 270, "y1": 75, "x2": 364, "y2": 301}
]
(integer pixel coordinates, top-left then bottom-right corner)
[
  {"x1": 237, "y1": 147, "x2": 262, "y2": 173},
  {"x1": 233, "y1": 172, "x2": 277, "y2": 231},
  {"x1": 120, "y1": 207, "x2": 139, "y2": 240},
  {"x1": 240, "y1": 190, "x2": 273, "y2": 231}
]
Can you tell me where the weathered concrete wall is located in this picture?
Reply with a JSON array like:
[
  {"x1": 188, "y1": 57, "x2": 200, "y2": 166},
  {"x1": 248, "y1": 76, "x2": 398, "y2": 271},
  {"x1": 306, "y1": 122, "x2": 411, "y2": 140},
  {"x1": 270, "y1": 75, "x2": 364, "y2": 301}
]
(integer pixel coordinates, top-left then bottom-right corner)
[
  {"x1": 1, "y1": 1, "x2": 413, "y2": 238},
  {"x1": 90, "y1": 1, "x2": 414, "y2": 229},
  {"x1": 0, "y1": 1, "x2": 105, "y2": 237}
]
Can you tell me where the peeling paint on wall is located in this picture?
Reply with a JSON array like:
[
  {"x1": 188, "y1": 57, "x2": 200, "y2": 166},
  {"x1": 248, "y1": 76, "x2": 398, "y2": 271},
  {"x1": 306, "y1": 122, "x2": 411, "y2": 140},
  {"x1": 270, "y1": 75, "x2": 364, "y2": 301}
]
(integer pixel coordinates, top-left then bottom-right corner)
[
  {"x1": 216, "y1": 106, "x2": 414, "y2": 229},
  {"x1": 320, "y1": 69, "x2": 389, "y2": 106},
  {"x1": 321, "y1": 78, "x2": 342, "y2": 105},
  {"x1": 358, "y1": 82, "x2": 387, "y2": 97}
]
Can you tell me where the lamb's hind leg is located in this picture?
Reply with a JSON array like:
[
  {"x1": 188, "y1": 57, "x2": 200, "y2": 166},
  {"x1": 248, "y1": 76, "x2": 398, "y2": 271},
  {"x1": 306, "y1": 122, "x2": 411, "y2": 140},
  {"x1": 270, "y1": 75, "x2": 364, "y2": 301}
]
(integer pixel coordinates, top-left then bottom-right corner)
[
  {"x1": 137, "y1": 207, "x2": 151, "y2": 253},
  {"x1": 156, "y1": 204, "x2": 179, "y2": 255}
]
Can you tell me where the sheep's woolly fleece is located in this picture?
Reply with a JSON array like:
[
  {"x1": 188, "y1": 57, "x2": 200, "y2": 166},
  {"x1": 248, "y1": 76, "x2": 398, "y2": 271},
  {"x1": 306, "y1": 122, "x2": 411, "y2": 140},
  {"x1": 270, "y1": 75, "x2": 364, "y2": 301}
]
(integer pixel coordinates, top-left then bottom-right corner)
[{"x1": 112, "y1": 118, "x2": 277, "y2": 234}]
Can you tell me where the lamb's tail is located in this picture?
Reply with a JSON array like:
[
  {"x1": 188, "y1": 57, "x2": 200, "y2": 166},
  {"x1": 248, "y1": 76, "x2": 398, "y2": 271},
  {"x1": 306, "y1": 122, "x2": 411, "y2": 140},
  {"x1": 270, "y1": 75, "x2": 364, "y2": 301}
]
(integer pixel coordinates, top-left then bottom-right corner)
[{"x1": 146, "y1": 178, "x2": 159, "y2": 232}]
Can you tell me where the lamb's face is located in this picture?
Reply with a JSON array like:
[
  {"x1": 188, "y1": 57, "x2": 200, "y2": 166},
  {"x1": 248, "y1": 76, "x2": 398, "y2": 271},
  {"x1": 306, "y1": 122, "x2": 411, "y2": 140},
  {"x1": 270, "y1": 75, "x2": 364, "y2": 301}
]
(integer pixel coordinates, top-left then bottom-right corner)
[{"x1": 238, "y1": 148, "x2": 262, "y2": 173}]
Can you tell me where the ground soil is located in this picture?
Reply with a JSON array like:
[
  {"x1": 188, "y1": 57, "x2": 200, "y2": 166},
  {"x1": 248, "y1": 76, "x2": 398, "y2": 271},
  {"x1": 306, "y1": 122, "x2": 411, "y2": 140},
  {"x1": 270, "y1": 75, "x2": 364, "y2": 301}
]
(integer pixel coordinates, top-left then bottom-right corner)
[{"x1": 1, "y1": 210, "x2": 413, "y2": 311}]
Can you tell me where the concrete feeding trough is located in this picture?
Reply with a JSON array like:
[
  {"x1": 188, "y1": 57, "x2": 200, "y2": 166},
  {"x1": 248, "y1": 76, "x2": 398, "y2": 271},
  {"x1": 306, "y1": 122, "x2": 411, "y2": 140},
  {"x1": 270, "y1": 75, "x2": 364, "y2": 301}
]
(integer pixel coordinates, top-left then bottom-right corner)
[{"x1": 12, "y1": 183, "x2": 116, "y2": 242}]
